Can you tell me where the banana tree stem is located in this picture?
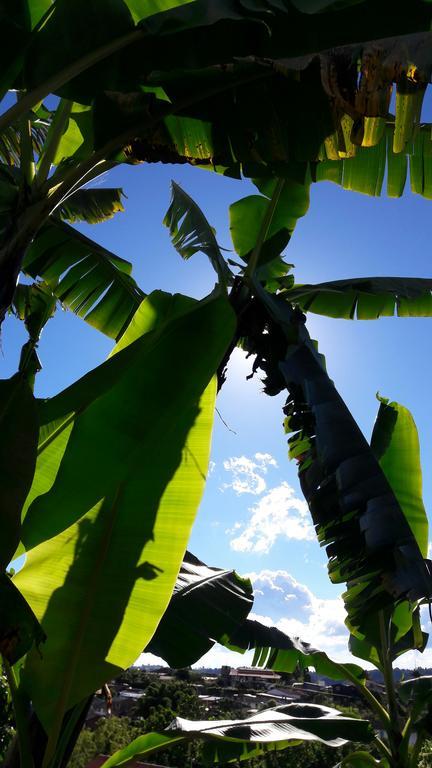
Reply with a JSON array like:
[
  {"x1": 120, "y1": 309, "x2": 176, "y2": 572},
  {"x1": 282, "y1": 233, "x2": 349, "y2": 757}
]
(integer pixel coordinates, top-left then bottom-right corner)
[
  {"x1": 245, "y1": 177, "x2": 286, "y2": 280},
  {"x1": 378, "y1": 612, "x2": 400, "y2": 730},
  {"x1": 35, "y1": 99, "x2": 73, "y2": 187},
  {"x1": 338, "y1": 663, "x2": 391, "y2": 729},
  {"x1": 18, "y1": 93, "x2": 35, "y2": 185},
  {"x1": 374, "y1": 736, "x2": 392, "y2": 761},
  {"x1": 2, "y1": 657, "x2": 34, "y2": 768}
]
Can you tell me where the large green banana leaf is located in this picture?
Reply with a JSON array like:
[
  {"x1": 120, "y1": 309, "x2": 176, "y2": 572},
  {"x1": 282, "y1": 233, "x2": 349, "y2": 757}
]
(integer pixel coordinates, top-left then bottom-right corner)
[
  {"x1": 229, "y1": 176, "x2": 310, "y2": 268},
  {"x1": 23, "y1": 218, "x2": 144, "y2": 339},
  {"x1": 245, "y1": 287, "x2": 432, "y2": 637},
  {"x1": 147, "y1": 551, "x2": 365, "y2": 682},
  {"x1": 146, "y1": 551, "x2": 253, "y2": 667},
  {"x1": 346, "y1": 395, "x2": 430, "y2": 664},
  {"x1": 226, "y1": 618, "x2": 365, "y2": 683},
  {"x1": 164, "y1": 181, "x2": 233, "y2": 287},
  {"x1": 287, "y1": 277, "x2": 432, "y2": 320},
  {"x1": 13, "y1": 291, "x2": 235, "y2": 743},
  {"x1": 281, "y1": 340, "x2": 432, "y2": 635},
  {"x1": 101, "y1": 703, "x2": 374, "y2": 768},
  {"x1": 399, "y1": 675, "x2": 432, "y2": 726},
  {"x1": 15, "y1": 2, "x2": 432, "y2": 108},
  {"x1": 315, "y1": 126, "x2": 432, "y2": 199},
  {"x1": 57, "y1": 187, "x2": 125, "y2": 225},
  {"x1": 4, "y1": 2, "x2": 432, "y2": 198},
  {"x1": 371, "y1": 396, "x2": 428, "y2": 559}
]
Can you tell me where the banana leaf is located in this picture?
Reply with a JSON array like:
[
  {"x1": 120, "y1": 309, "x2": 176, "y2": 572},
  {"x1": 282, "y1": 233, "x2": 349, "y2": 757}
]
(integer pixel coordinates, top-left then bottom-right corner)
[
  {"x1": 58, "y1": 187, "x2": 125, "y2": 225},
  {"x1": 225, "y1": 618, "x2": 366, "y2": 683},
  {"x1": 23, "y1": 219, "x2": 144, "y2": 340},
  {"x1": 147, "y1": 551, "x2": 253, "y2": 667},
  {"x1": 314, "y1": 125, "x2": 432, "y2": 200},
  {"x1": 229, "y1": 176, "x2": 310, "y2": 268},
  {"x1": 164, "y1": 180, "x2": 233, "y2": 287},
  {"x1": 4, "y1": 1, "x2": 432, "y2": 194},
  {"x1": 287, "y1": 277, "x2": 432, "y2": 320},
  {"x1": 101, "y1": 703, "x2": 374, "y2": 767},
  {"x1": 13, "y1": 291, "x2": 235, "y2": 742},
  {"x1": 0, "y1": 116, "x2": 50, "y2": 167},
  {"x1": 247, "y1": 287, "x2": 432, "y2": 637},
  {"x1": 347, "y1": 395, "x2": 430, "y2": 663},
  {"x1": 147, "y1": 552, "x2": 366, "y2": 682}
]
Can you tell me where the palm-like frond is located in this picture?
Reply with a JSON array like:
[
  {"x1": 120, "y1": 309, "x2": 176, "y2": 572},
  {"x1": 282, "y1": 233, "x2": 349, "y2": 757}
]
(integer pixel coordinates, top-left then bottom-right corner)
[
  {"x1": 147, "y1": 551, "x2": 253, "y2": 667},
  {"x1": 287, "y1": 277, "x2": 432, "y2": 319},
  {"x1": 58, "y1": 187, "x2": 125, "y2": 224},
  {"x1": 0, "y1": 112, "x2": 50, "y2": 167},
  {"x1": 101, "y1": 704, "x2": 373, "y2": 768},
  {"x1": 242, "y1": 286, "x2": 432, "y2": 638},
  {"x1": 23, "y1": 220, "x2": 144, "y2": 340},
  {"x1": 164, "y1": 181, "x2": 232, "y2": 286},
  {"x1": 314, "y1": 125, "x2": 432, "y2": 199}
]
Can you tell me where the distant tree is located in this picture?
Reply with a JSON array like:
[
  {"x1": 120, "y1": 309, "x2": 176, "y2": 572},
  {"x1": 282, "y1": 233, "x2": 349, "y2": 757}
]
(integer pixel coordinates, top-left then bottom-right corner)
[
  {"x1": 69, "y1": 718, "x2": 141, "y2": 768},
  {"x1": 133, "y1": 679, "x2": 203, "y2": 721},
  {"x1": 117, "y1": 667, "x2": 153, "y2": 690},
  {"x1": 259, "y1": 700, "x2": 277, "y2": 711},
  {"x1": 174, "y1": 668, "x2": 192, "y2": 682}
]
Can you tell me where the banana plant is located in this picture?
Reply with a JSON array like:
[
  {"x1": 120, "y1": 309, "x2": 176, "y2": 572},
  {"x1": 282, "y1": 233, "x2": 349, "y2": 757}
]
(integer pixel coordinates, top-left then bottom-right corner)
[
  {"x1": 98, "y1": 703, "x2": 374, "y2": 768},
  {"x1": 158, "y1": 181, "x2": 432, "y2": 768},
  {"x1": 3, "y1": 0, "x2": 432, "y2": 339},
  {"x1": 0, "y1": 280, "x2": 236, "y2": 768},
  {"x1": 3, "y1": 6, "x2": 432, "y2": 768}
]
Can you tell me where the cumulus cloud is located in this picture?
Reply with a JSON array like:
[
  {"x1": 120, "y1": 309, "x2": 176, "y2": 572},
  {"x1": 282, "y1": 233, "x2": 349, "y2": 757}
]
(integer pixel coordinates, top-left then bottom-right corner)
[
  {"x1": 222, "y1": 453, "x2": 277, "y2": 495},
  {"x1": 229, "y1": 482, "x2": 313, "y2": 553},
  {"x1": 246, "y1": 569, "x2": 350, "y2": 660}
]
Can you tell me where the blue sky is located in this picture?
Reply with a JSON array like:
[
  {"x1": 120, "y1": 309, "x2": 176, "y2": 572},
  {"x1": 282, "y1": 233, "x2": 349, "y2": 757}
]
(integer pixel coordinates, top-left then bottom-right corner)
[{"x1": 4, "y1": 131, "x2": 432, "y2": 671}]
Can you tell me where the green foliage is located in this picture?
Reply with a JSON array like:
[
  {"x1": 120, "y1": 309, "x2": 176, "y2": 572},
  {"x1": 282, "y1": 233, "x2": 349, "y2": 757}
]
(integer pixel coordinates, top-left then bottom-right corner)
[
  {"x1": 147, "y1": 551, "x2": 253, "y2": 668},
  {"x1": 101, "y1": 703, "x2": 374, "y2": 767},
  {"x1": 23, "y1": 220, "x2": 144, "y2": 341},
  {"x1": 0, "y1": 670, "x2": 14, "y2": 763},
  {"x1": 14, "y1": 292, "x2": 234, "y2": 743},
  {"x1": 245, "y1": 739, "x2": 369, "y2": 768},
  {"x1": 419, "y1": 740, "x2": 432, "y2": 768},
  {"x1": 69, "y1": 718, "x2": 141, "y2": 768},
  {"x1": 138, "y1": 679, "x2": 202, "y2": 718},
  {"x1": 287, "y1": 277, "x2": 432, "y2": 320},
  {"x1": 3, "y1": 6, "x2": 432, "y2": 768}
]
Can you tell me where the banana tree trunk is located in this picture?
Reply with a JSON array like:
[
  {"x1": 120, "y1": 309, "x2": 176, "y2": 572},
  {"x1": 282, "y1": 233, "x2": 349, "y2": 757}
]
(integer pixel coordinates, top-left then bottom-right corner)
[{"x1": 0, "y1": 199, "x2": 49, "y2": 327}]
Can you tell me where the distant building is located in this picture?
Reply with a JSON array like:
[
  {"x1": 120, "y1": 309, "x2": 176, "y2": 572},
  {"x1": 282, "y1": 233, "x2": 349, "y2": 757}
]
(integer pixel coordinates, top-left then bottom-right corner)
[{"x1": 222, "y1": 667, "x2": 281, "y2": 688}]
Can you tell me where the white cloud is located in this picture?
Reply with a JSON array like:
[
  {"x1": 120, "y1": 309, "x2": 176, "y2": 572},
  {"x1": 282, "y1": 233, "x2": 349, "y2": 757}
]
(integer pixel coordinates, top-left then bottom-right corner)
[
  {"x1": 222, "y1": 453, "x2": 277, "y2": 495},
  {"x1": 245, "y1": 570, "x2": 432, "y2": 668},
  {"x1": 135, "y1": 652, "x2": 168, "y2": 667},
  {"x1": 245, "y1": 570, "x2": 352, "y2": 662},
  {"x1": 229, "y1": 482, "x2": 313, "y2": 553},
  {"x1": 428, "y1": 540, "x2": 432, "y2": 559},
  {"x1": 192, "y1": 645, "x2": 254, "y2": 670}
]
